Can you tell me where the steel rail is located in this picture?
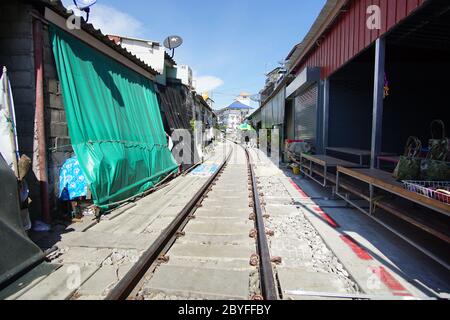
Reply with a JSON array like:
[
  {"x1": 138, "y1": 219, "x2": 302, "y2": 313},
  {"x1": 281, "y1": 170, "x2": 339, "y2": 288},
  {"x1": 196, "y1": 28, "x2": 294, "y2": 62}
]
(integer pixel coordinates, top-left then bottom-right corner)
[
  {"x1": 244, "y1": 146, "x2": 278, "y2": 300},
  {"x1": 105, "y1": 149, "x2": 233, "y2": 300}
]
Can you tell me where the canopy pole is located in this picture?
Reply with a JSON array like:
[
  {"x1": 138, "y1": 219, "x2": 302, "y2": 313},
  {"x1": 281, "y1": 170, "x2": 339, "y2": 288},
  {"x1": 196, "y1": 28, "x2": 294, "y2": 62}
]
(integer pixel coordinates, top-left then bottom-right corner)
[
  {"x1": 33, "y1": 18, "x2": 51, "y2": 224},
  {"x1": 371, "y1": 37, "x2": 386, "y2": 169},
  {"x1": 322, "y1": 78, "x2": 330, "y2": 152}
]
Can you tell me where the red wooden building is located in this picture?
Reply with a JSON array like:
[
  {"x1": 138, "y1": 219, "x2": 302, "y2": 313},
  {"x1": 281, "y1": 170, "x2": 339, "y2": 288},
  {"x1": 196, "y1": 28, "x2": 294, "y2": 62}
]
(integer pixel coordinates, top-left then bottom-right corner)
[{"x1": 283, "y1": 0, "x2": 449, "y2": 166}]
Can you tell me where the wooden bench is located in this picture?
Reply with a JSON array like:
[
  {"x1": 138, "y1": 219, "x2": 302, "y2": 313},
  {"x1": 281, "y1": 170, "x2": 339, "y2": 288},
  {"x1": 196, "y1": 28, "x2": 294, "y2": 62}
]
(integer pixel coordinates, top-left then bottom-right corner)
[
  {"x1": 335, "y1": 166, "x2": 450, "y2": 269},
  {"x1": 326, "y1": 147, "x2": 372, "y2": 166},
  {"x1": 299, "y1": 154, "x2": 363, "y2": 187},
  {"x1": 377, "y1": 155, "x2": 400, "y2": 171},
  {"x1": 326, "y1": 147, "x2": 396, "y2": 166}
]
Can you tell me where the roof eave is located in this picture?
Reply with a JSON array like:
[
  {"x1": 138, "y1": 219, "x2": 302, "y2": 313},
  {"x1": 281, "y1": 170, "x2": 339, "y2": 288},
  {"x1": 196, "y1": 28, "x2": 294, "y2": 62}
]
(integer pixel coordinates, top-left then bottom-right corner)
[
  {"x1": 288, "y1": 0, "x2": 349, "y2": 74},
  {"x1": 34, "y1": 0, "x2": 160, "y2": 77}
]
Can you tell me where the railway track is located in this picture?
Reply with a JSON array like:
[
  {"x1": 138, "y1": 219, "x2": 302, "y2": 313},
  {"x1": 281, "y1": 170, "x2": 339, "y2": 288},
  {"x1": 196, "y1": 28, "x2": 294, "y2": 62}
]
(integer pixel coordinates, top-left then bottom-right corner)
[{"x1": 105, "y1": 142, "x2": 278, "y2": 300}]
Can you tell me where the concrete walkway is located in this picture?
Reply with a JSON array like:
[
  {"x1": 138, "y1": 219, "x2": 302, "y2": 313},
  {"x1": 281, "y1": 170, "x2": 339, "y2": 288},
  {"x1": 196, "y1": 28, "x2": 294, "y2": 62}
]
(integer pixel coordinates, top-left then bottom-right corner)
[
  {"x1": 0, "y1": 142, "x2": 231, "y2": 300},
  {"x1": 250, "y1": 147, "x2": 450, "y2": 300}
]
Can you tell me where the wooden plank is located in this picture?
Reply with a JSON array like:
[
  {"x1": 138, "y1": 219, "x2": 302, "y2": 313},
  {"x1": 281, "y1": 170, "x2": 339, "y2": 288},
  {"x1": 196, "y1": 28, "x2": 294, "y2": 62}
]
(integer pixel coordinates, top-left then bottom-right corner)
[
  {"x1": 301, "y1": 154, "x2": 364, "y2": 168},
  {"x1": 387, "y1": 0, "x2": 398, "y2": 30},
  {"x1": 380, "y1": 0, "x2": 388, "y2": 34},
  {"x1": 304, "y1": 165, "x2": 371, "y2": 201},
  {"x1": 397, "y1": 0, "x2": 408, "y2": 23},
  {"x1": 326, "y1": 147, "x2": 372, "y2": 156},
  {"x1": 337, "y1": 167, "x2": 450, "y2": 215},
  {"x1": 376, "y1": 201, "x2": 450, "y2": 244}
]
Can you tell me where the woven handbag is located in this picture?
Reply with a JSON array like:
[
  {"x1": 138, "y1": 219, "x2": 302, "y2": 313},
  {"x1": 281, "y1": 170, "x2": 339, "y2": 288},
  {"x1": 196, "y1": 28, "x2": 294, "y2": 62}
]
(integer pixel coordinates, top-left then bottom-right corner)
[
  {"x1": 421, "y1": 120, "x2": 450, "y2": 181},
  {"x1": 428, "y1": 120, "x2": 449, "y2": 161},
  {"x1": 393, "y1": 136, "x2": 422, "y2": 181}
]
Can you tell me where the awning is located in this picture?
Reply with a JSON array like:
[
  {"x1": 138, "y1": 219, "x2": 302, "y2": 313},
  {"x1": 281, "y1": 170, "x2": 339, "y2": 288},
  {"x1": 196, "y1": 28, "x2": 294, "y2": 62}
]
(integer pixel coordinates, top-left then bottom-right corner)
[
  {"x1": 286, "y1": 67, "x2": 321, "y2": 98},
  {"x1": 50, "y1": 25, "x2": 178, "y2": 208}
]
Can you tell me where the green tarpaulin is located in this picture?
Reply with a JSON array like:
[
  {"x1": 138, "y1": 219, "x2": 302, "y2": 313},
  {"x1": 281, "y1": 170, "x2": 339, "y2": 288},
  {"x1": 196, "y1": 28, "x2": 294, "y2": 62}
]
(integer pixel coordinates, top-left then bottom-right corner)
[
  {"x1": 239, "y1": 123, "x2": 255, "y2": 131},
  {"x1": 50, "y1": 25, "x2": 178, "y2": 208}
]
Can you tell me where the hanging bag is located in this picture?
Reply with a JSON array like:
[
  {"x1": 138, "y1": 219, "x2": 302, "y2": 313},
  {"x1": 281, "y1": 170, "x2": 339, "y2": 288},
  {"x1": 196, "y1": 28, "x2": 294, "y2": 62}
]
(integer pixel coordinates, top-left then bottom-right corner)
[
  {"x1": 421, "y1": 120, "x2": 450, "y2": 181},
  {"x1": 428, "y1": 120, "x2": 449, "y2": 160},
  {"x1": 393, "y1": 136, "x2": 422, "y2": 180}
]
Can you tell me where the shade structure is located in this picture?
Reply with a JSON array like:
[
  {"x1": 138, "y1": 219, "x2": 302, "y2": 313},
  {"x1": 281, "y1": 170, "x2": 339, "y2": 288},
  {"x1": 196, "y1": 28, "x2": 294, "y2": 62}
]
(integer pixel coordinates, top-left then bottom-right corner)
[{"x1": 50, "y1": 25, "x2": 178, "y2": 208}]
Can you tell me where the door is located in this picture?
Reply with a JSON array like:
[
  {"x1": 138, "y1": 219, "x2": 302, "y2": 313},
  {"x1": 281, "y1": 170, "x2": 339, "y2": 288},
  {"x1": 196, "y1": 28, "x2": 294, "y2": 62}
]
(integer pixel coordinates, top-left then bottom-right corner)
[{"x1": 294, "y1": 85, "x2": 318, "y2": 143}]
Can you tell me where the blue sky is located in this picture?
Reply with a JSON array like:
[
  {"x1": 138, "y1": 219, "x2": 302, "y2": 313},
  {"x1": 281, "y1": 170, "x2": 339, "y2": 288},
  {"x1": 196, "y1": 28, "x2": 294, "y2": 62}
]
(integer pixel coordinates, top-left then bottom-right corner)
[{"x1": 64, "y1": 0, "x2": 326, "y2": 109}]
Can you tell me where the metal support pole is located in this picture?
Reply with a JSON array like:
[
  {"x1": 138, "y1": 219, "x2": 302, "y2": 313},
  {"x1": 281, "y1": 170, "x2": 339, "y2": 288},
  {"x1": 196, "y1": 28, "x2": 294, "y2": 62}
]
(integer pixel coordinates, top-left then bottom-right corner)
[
  {"x1": 33, "y1": 18, "x2": 51, "y2": 224},
  {"x1": 323, "y1": 78, "x2": 330, "y2": 151},
  {"x1": 371, "y1": 37, "x2": 386, "y2": 168}
]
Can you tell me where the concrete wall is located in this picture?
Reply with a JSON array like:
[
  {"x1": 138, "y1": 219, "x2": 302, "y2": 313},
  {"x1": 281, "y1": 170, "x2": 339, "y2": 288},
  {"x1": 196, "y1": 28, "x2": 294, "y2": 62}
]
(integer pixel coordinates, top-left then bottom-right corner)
[
  {"x1": 0, "y1": 1, "x2": 40, "y2": 218},
  {"x1": 0, "y1": 1, "x2": 72, "y2": 220},
  {"x1": 43, "y1": 23, "x2": 73, "y2": 216}
]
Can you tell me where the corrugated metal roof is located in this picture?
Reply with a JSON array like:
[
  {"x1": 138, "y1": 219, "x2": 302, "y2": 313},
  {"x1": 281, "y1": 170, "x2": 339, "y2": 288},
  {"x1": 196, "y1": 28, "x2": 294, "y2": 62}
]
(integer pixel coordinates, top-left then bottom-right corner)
[
  {"x1": 286, "y1": 0, "x2": 347, "y2": 73},
  {"x1": 287, "y1": 0, "x2": 432, "y2": 78},
  {"x1": 225, "y1": 101, "x2": 254, "y2": 110},
  {"x1": 107, "y1": 34, "x2": 177, "y2": 66},
  {"x1": 107, "y1": 34, "x2": 160, "y2": 46},
  {"x1": 195, "y1": 94, "x2": 214, "y2": 113},
  {"x1": 164, "y1": 52, "x2": 177, "y2": 66},
  {"x1": 295, "y1": 0, "x2": 429, "y2": 78},
  {"x1": 30, "y1": 0, "x2": 160, "y2": 76}
]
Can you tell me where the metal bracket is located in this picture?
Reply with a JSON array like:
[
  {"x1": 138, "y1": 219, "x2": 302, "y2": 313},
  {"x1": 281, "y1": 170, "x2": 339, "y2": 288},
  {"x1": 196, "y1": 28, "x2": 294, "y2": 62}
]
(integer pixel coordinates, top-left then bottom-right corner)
[
  {"x1": 157, "y1": 255, "x2": 170, "y2": 263},
  {"x1": 271, "y1": 256, "x2": 282, "y2": 265},
  {"x1": 249, "y1": 229, "x2": 258, "y2": 238},
  {"x1": 250, "y1": 254, "x2": 260, "y2": 267}
]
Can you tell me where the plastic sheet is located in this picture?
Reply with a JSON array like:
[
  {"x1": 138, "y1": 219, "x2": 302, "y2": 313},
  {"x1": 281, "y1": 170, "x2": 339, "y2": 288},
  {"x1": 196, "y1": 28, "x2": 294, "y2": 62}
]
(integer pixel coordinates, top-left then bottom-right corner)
[{"x1": 50, "y1": 25, "x2": 178, "y2": 208}]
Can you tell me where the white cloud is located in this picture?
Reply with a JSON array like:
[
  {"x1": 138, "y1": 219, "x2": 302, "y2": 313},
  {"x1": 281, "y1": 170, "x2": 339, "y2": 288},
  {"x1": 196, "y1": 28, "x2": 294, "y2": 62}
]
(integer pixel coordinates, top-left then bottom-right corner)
[
  {"x1": 194, "y1": 76, "x2": 224, "y2": 94},
  {"x1": 62, "y1": 2, "x2": 144, "y2": 38}
]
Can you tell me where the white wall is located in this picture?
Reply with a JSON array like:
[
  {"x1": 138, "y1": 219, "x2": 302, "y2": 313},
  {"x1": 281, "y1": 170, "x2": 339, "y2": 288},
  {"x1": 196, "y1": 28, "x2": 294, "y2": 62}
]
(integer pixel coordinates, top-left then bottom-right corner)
[
  {"x1": 237, "y1": 96, "x2": 251, "y2": 107},
  {"x1": 220, "y1": 109, "x2": 244, "y2": 131},
  {"x1": 120, "y1": 39, "x2": 165, "y2": 75},
  {"x1": 176, "y1": 65, "x2": 193, "y2": 88}
]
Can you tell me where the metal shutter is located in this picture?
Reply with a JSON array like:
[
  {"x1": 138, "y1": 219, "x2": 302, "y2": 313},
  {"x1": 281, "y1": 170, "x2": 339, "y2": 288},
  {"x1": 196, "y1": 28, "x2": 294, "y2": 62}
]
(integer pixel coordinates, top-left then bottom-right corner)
[{"x1": 294, "y1": 85, "x2": 318, "y2": 142}]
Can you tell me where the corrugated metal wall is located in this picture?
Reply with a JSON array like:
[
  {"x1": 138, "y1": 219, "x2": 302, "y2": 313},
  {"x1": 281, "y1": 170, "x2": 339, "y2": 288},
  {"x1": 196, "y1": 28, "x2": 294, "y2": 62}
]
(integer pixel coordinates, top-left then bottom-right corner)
[
  {"x1": 298, "y1": 0, "x2": 426, "y2": 78},
  {"x1": 261, "y1": 87, "x2": 286, "y2": 129},
  {"x1": 294, "y1": 85, "x2": 318, "y2": 141}
]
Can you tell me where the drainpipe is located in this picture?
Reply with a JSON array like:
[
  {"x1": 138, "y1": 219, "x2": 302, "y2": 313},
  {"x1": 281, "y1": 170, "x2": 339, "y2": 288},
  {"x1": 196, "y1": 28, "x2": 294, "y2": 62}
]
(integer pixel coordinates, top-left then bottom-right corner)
[{"x1": 33, "y1": 18, "x2": 51, "y2": 224}]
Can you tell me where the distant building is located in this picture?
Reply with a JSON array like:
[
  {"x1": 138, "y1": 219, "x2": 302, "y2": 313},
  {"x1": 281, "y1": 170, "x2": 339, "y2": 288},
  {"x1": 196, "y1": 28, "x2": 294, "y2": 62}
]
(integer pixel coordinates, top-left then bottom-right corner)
[
  {"x1": 176, "y1": 65, "x2": 193, "y2": 89},
  {"x1": 107, "y1": 35, "x2": 179, "y2": 86},
  {"x1": 205, "y1": 97, "x2": 215, "y2": 110},
  {"x1": 259, "y1": 67, "x2": 286, "y2": 103},
  {"x1": 201, "y1": 93, "x2": 215, "y2": 110},
  {"x1": 108, "y1": 35, "x2": 165, "y2": 73},
  {"x1": 236, "y1": 92, "x2": 251, "y2": 107},
  {"x1": 217, "y1": 101, "x2": 254, "y2": 133}
]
